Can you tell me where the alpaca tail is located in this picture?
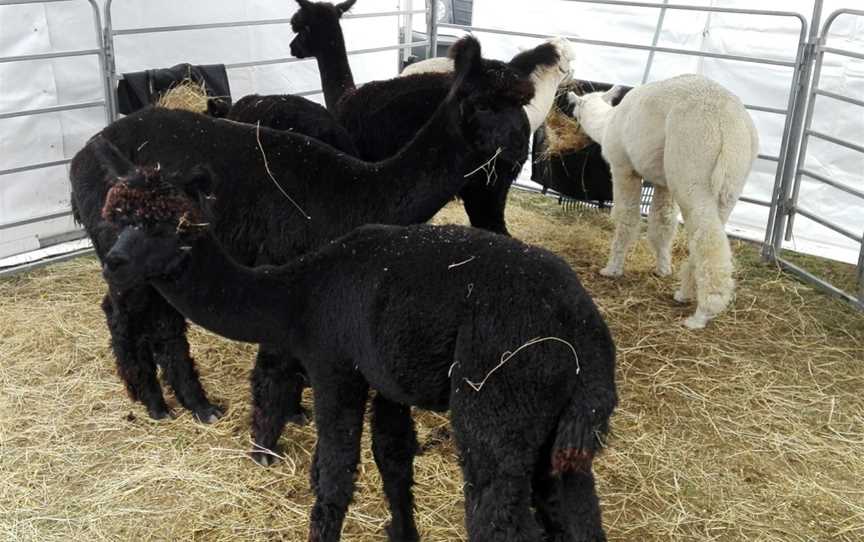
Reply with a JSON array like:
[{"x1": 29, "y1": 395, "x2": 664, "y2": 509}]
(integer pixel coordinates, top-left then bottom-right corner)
[{"x1": 550, "y1": 391, "x2": 616, "y2": 477}]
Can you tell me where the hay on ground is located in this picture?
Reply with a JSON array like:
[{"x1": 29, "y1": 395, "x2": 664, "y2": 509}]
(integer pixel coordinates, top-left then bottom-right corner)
[{"x1": 1, "y1": 191, "x2": 863, "y2": 541}]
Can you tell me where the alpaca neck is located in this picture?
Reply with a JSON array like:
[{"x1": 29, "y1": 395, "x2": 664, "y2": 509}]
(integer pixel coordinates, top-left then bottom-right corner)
[
  {"x1": 151, "y1": 235, "x2": 299, "y2": 345},
  {"x1": 316, "y1": 35, "x2": 355, "y2": 112},
  {"x1": 525, "y1": 66, "x2": 567, "y2": 133},
  {"x1": 578, "y1": 99, "x2": 612, "y2": 143},
  {"x1": 372, "y1": 103, "x2": 471, "y2": 224}
]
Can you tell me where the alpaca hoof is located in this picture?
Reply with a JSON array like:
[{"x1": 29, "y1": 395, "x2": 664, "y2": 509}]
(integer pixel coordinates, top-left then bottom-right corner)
[
  {"x1": 194, "y1": 405, "x2": 225, "y2": 424},
  {"x1": 250, "y1": 450, "x2": 279, "y2": 467},
  {"x1": 385, "y1": 522, "x2": 419, "y2": 542},
  {"x1": 654, "y1": 265, "x2": 673, "y2": 277},
  {"x1": 683, "y1": 313, "x2": 709, "y2": 329},
  {"x1": 599, "y1": 266, "x2": 623, "y2": 278},
  {"x1": 673, "y1": 289, "x2": 692, "y2": 304},
  {"x1": 287, "y1": 408, "x2": 310, "y2": 426},
  {"x1": 147, "y1": 405, "x2": 174, "y2": 421}
]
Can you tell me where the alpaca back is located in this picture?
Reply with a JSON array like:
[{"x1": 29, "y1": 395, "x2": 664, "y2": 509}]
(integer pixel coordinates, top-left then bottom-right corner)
[{"x1": 605, "y1": 74, "x2": 758, "y2": 197}]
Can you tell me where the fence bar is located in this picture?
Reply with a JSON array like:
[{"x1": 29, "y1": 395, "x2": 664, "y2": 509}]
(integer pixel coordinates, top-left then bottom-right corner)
[
  {"x1": 859, "y1": 238, "x2": 864, "y2": 301},
  {"x1": 814, "y1": 89, "x2": 864, "y2": 108},
  {"x1": 0, "y1": 247, "x2": 93, "y2": 279},
  {"x1": 821, "y1": 46, "x2": 864, "y2": 61},
  {"x1": 763, "y1": 0, "x2": 822, "y2": 257},
  {"x1": 427, "y1": 0, "x2": 439, "y2": 59},
  {"x1": 758, "y1": 154, "x2": 780, "y2": 163},
  {"x1": 776, "y1": 257, "x2": 864, "y2": 311},
  {"x1": 0, "y1": 48, "x2": 101, "y2": 63},
  {"x1": 738, "y1": 196, "x2": 772, "y2": 207},
  {"x1": 790, "y1": 205, "x2": 862, "y2": 242},
  {"x1": 559, "y1": 0, "x2": 806, "y2": 21},
  {"x1": 0, "y1": 159, "x2": 72, "y2": 177},
  {"x1": 799, "y1": 168, "x2": 864, "y2": 200},
  {"x1": 438, "y1": 23, "x2": 800, "y2": 67},
  {"x1": 109, "y1": 10, "x2": 426, "y2": 36},
  {"x1": 0, "y1": 100, "x2": 106, "y2": 120},
  {"x1": 641, "y1": 0, "x2": 669, "y2": 83},
  {"x1": 0, "y1": 209, "x2": 74, "y2": 231},
  {"x1": 806, "y1": 129, "x2": 864, "y2": 155},
  {"x1": 221, "y1": 41, "x2": 428, "y2": 71}
]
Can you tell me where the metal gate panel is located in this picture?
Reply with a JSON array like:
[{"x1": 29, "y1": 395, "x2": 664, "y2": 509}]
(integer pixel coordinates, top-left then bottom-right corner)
[
  {"x1": 434, "y1": 0, "x2": 809, "y2": 214},
  {"x1": 766, "y1": 6, "x2": 864, "y2": 309},
  {"x1": 0, "y1": 0, "x2": 111, "y2": 270},
  {"x1": 104, "y1": 0, "x2": 431, "y2": 119}
]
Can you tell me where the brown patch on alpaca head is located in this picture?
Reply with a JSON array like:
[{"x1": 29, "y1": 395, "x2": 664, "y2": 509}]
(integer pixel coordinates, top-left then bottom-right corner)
[
  {"x1": 101, "y1": 170, "x2": 204, "y2": 232},
  {"x1": 551, "y1": 448, "x2": 594, "y2": 476}
]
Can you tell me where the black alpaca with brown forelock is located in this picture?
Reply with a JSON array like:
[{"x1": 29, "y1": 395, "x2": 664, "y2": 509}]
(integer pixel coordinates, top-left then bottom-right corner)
[
  {"x1": 70, "y1": 37, "x2": 532, "y2": 424},
  {"x1": 230, "y1": 0, "x2": 563, "y2": 235},
  {"x1": 96, "y1": 151, "x2": 617, "y2": 542}
]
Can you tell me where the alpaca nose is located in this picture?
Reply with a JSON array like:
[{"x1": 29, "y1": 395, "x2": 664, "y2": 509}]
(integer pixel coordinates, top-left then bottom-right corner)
[{"x1": 104, "y1": 252, "x2": 128, "y2": 272}]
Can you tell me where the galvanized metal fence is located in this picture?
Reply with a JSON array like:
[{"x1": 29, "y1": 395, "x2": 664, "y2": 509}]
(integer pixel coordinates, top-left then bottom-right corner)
[
  {"x1": 763, "y1": 4, "x2": 864, "y2": 310},
  {"x1": 103, "y1": 0, "x2": 429, "y2": 118},
  {"x1": 0, "y1": 0, "x2": 111, "y2": 272}
]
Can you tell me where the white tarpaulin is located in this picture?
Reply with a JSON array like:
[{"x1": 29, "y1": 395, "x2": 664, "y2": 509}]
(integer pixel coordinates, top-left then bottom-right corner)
[{"x1": 1, "y1": 0, "x2": 862, "y2": 266}]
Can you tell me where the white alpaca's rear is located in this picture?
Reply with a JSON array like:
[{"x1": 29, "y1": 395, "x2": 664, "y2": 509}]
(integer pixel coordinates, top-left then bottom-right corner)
[{"x1": 569, "y1": 74, "x2": 759, "y2": 329}]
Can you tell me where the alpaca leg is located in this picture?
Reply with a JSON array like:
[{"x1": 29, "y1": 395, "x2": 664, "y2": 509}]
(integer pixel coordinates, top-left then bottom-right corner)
[
  {"x1": 673, "y1": 253, "x2": 696, "y2": 304},
  {"x1": 682, "y1": 206, "x2": 734, "y2": 329},
  {"x1": 371, "y1": 394, "x2": 419, "y2": 542},
  {"x1": 460, "y1": 178, "x2": 510, "y2": 235},
  {"x1": 149, "y1": 296, "x2": 223, "y2": 423},
  {"x1": 601, "y1": 169, "x2": 643, "y2": 277},
  {"x1": 250, "y1": 347, "x2": 308, "y2": 466},
  {"x1": 102, "y1": 289, "x2": 170, "y2": 420},
  {"x1": 646, "y1": 185, "x2": 678, "y2": 277},
  {"x1": 533, "y1": 465, "x2": 606, "y2": 542},
  {"x1": 460, "y1": 455, "x2": 543, "y2": 542},
  {"x1": 307, "y1": 376, "x2": 368, "y2": 542}
]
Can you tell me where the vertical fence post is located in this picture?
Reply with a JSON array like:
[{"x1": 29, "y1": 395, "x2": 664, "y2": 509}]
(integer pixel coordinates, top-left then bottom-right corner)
[
  {"x1": 764, "y1": 0, "x2": 824, "y2": 261},
  {"x1": 641, "y1": 0, "x2": 669, "y2": 84},
  {"x1": 426, "y1": 0, "x2": 439, "y2": 59}
]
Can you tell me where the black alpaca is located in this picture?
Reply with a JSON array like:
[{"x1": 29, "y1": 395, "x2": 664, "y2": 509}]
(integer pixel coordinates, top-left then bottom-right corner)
[
  {"x1": 70, "y1": 37, "x2": 532, "y2": 423},
  {"x1": 233, "y1": 0, "x2": 563, "y2": 235},
  {"x1": 98, "y1": 157, "x2": 617, "y2": 542},
  {"x1": 226, "y1": 93, "x2": 358, "y2": 155}
]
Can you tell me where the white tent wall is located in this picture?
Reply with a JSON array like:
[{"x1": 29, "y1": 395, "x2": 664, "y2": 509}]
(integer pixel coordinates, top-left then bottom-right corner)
[
  {"x1": 0, "y1": 0, "x2": 106, "y2": 261},
  {"x1": 471, "y1": 0, "x2": 863, "y2": 265}
]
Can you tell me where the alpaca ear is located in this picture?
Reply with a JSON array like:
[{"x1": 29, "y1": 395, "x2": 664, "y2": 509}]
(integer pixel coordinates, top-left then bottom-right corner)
[
  {"x1": 508, "y1": 41, "x2": 560, "y2": 77},
  {"x1": 91, "y1": 136, "x2": 134, "y2": 182},
  {"x1": 336, "y1": 0, "x2": 357, "y2": 15},
  {"x1": 448, "y1": 36, "x2": 482, "y2": 88},
  {"x1": 602, "y1": 85, "x2": 626, "y2": 105},
  {"x1": 295, "y1": 0, "x2": 312, "y2": 9},
  {"x1": 178, "y1": 165, "x2": 215, "y2": 202}
]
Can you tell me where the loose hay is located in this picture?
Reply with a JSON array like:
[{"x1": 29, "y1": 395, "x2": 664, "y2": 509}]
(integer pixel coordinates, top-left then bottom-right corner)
[
  {"x1": 155, "y1": 79, "x2": 211, "y2": 114},
  {"x1": 2, "y1": 191, "x2": 863, "y2": 541},
  {"x1": 540, "y1": 99, "x2": 592, "y2": 161}
]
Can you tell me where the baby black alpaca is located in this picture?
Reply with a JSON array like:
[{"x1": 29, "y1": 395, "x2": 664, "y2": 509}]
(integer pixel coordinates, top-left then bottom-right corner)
[
  {"x1": 70, "y1": 36, "x2": 531, "y2": 425},
  {"x1": 98, "y1": 154, "x2": 617, "y2": 542}
]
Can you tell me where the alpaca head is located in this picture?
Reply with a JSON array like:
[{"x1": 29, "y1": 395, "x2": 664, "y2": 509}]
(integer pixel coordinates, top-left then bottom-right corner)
[
  {"x1": 566, "y1": 86, "x2": 625, "y2": 118},
  {"x1": 290, "y1": 0, "x2": 356, "y2": 58},
  {"x1": 446, "y1": 36, "x2": 549, "y2": 164},
  {"x1": 92, "y1": 137, "x2": 214, "y2": 290}
]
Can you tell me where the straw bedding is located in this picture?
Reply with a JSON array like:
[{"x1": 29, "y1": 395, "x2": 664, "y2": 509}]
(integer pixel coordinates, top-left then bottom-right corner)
[{"x1": 2, "y1": 191, "x2": 863, "y2": 541}]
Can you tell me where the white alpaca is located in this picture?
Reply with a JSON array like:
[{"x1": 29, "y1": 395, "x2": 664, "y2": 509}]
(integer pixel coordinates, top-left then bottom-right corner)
[
  {"x1": 402, "y1": 37, "x2": 576, "y2": 132},
  {"x1": 568, "y1": 74, "x2": 759, "y2": 329}
]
